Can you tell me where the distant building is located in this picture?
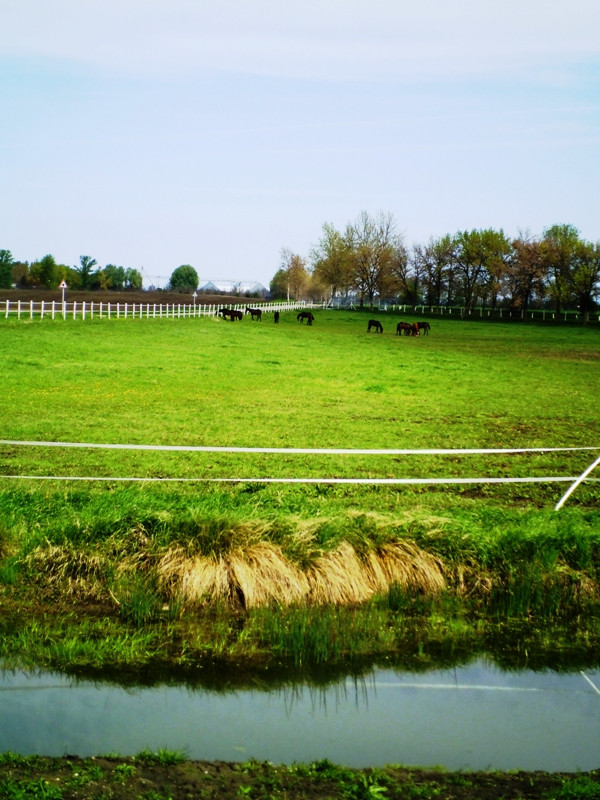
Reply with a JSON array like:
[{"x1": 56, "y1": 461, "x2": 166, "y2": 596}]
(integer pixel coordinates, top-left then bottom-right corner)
[{"x1": 198, "y1": 280, "x2": 268, "y2": 297}]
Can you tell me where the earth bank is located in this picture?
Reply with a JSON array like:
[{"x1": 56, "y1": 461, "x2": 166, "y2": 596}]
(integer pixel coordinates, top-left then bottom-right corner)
[{"x1": 1, "y1": 754, "x2": 599, "y2": 800}]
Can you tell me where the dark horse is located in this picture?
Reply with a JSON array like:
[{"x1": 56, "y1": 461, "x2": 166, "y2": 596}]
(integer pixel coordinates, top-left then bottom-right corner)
[
  {"x1": 396, "y1": 322, "x2": 412, "y2": 336},
  {"x1": 367, "y1": 319, "x2": 383, "y2": 333},
  {"x1": 417, "y1": 321, "x2": 430, "y2": 335},
  {"x1": 218, "y1": 308, "x2": 242, "y2": 321},
  {"x1": 274, "y1": 311, "x2": 280, "y2": 323},
  {"x1": 245, "y1": 307, "x2": 262, "y2": 321},
  {"x1": 297, "y1": 311, "x2": 314, "y2": 325}
]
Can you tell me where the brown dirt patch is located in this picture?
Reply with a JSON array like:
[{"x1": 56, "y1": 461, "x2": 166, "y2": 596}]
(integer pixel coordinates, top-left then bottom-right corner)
[{"x1": 1, "y1": 756, "x2": 598, "y2": 800}]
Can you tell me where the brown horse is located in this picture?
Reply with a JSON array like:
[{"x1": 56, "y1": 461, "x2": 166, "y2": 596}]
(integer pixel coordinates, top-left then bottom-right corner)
[
  {"x1": 297, "y1": 311, "x2": 314, "y2": 325},
  {"x1": 245, "y1": 307, "x2": 262, "y2": 321},
  {"x1": 367, "y1": 319, "x2": 383, "y2": 333},
  {"x1": 396, "y1": 322, "x2": 412, "y2": 336},
  {"x1": 411, "y1": 323, "x2": 420, "y2": 336},
  {"x1": 417, "y1": 321, "x2": 430, "y2": 335}
]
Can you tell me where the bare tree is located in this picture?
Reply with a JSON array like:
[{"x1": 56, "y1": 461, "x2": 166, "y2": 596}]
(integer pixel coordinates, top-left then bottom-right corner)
[
  {"x1": 412, "y1": 234, "x2": 455, "y2": 306},
  {"x1": 345, "y1": 211, "x2": 402, "y2": 309}
]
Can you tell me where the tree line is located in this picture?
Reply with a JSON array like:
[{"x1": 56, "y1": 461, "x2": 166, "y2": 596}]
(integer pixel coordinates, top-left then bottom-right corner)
[
  {"x1": 271, "y1": 213, "x2": 600, "y2": 321},
  {"x1": 0, "y1": 252, "x2": 143, "y2": 292}
]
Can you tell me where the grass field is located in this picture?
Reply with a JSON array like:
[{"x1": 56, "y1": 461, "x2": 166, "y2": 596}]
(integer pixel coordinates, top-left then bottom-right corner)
[{"x1": 1, "y1": 308, "x2": 600, "y2": 673}]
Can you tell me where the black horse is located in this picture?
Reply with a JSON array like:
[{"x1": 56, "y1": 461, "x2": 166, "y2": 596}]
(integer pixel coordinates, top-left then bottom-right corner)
[
  {"x1": 367, "y1": 319, "x2": 383, "y2": 333},
  {"x1": 396, "y1": 322, "x2": 412, "y2": 335},
  {"x1": 417, "y1": 321, "x2": 430, "y2": 335},
  {"x1": 274, "y1": 311, "x2": 280, "y2": 324},
  {"x1": 297, "y1": 311, "x2": 314, "y2": 325},
  {"x1": 219, "y1": 308, "x2": 242, "y2": 321},
  {"x1": 245, "y1": 307, "x2": 262, "y2": 321}
]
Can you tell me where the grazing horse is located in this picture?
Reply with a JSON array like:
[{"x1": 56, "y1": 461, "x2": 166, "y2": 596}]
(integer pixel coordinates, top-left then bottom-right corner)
[
  {"x1": 367, "y1": 319, "x2": 383, "y2": 333},
  {"x1": 219, "y1": 308, "x2": 242, "y2": 321},
  {"x1": 396, "y1": 322, "x2": 412, "y2": 336},
  {"x1": 245, "y1": 307, "x2": 262, "y2": 321},
  {"x1": 274, "y1": 311, "x2": 280, "y2": 324},
  {"x1": 411, "y1": 322, "x2": 420, "y2": 336},
  {"x1": 297, "y1": 311, "x2": 314, "y2": 325},
  {"x1": 417, "y1": 321, "x2": 430, "y2": 335}
]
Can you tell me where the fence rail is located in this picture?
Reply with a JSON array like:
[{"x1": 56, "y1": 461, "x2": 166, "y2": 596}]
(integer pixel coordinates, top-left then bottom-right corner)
[
  {"x1": 2, "y1": 299, "x2": 306, "y2": 321},
  {"x1": 1, "y1": 440, "x2": 598, "y2": 510},
  {"x1": 326, "y1": 301, "x2": 600, "y2": 324}
]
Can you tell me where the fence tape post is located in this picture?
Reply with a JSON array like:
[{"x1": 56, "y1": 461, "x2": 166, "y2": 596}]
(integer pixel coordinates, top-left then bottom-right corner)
[{"x1": 555, "y1": 453, "x2": 600, "y2": 510}]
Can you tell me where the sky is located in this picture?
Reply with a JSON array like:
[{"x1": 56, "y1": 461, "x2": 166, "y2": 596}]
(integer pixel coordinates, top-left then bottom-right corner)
[{"x1": 2, "y1": 0, "x2": 599, "y2": 290}]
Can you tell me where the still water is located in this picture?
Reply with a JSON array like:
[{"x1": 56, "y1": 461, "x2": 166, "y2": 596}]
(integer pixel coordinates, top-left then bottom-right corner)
[{"x1": 1, "y1": 659, "x2": 599, "y2": 771}]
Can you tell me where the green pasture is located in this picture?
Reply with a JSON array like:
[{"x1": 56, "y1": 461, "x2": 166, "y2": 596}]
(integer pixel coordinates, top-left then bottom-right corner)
[
  {"x1": 1, "y1": 309, "x2": 600, "y2": 673},
  {"x1": 1, "y1": 308, "x2": 599, "y2": 483}
]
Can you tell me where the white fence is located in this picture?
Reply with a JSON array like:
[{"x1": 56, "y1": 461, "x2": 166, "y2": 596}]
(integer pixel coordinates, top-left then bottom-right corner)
[
  {"x1": 1, "y1": 440, "x2": 598, "y2": 510},
  {"x1": 2, "y1": 299, "x2": 307, "y2": 321},
  {"x1": 326, "y1": 300, "x2": 600, "y2": 324}
]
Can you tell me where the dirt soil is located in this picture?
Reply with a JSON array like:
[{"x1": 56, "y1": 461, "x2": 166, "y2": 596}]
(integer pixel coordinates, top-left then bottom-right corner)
[{"x1": 1, "y1": 756, "x2": 598, "y2": 800}]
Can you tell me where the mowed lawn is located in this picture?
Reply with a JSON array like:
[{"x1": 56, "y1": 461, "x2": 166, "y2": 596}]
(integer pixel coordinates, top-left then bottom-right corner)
[{"x1": 1, "y1": 309, "x2": 599, "y2": 493}]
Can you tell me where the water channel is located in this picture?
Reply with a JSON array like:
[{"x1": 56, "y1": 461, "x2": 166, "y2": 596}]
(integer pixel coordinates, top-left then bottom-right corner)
[{"x1": 2, "y1": 658, "x2": 599, "y2": 771}]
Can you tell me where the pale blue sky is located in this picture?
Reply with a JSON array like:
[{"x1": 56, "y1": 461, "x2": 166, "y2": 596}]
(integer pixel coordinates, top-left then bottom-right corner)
[{"x1": 2, "y1": 0, "x2": 599, "y2": 289}]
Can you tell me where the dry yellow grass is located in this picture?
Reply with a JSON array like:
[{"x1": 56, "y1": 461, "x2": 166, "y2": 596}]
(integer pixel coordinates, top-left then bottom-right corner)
[
  {"x1": 227, "y1": 543, "x2": 309, "y2": 608},
  {"x1": 157, "y1": 538, "x2": 447, "y2": 608}
]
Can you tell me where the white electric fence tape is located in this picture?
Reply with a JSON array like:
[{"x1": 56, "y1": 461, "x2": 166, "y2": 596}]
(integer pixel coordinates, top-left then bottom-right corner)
[{"x1": 1, "y1": 440, "x2": 599, "y2": 508}]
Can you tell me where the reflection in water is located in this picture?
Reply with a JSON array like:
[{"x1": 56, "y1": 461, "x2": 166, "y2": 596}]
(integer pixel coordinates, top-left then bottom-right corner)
[{"x1": 1, "y1": 659, "x2": 600, "y2": 771}]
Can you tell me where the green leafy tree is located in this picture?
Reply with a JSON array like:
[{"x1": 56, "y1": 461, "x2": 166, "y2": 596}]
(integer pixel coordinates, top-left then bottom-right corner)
[
  {"x1": 310, "y1": 223, "x2": 354, "y2": 301},
  {"x1": 168, "y1": 264, "x2": 198, "y2": 292},
  {"x1": 76, "y1": 255, "x2": 98, "y2": 290},
  {"x1": 124, "y1": 268, "x2": 143, "y2": 290},
  {"x1": 269, "y1": 268, "x2": 288, "y2": 299},
  {"x1": 452, "y1": 229, "x2": 511, "y2": 313},
  {"x1": 103, "y1": 264, "x2": 126, "y2": 290},
  {"x1": 32, "y1": 254, "x2": 59, "y2": 288},
  {"x1": 11, "y1": 260, "x2": 30, "y2": 287},
  {"x1": 541, "y1": 224, "x2": 582, "y2": 313},
  {"x1": 0, "y1": 249, "x2": 14, "y2": 288},
  {"x1": 280, "y1": 248, "x2": 309, "y2": 300},
  {"x1": 571, "y1": 239, "x2": 600, "y2": 322}
]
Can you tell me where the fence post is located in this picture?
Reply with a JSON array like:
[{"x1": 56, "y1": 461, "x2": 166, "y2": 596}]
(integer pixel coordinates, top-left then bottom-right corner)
[
  {"x1": 52, "y1": 301, "x2": 56, "y2": 319},
  {"x1": 41, "y1": 300, "x2": 45, "y2": 319},
  {"x1": 82, "y1": 302, "x2": 86, "y2": 320},
  {"x1": 73, "y1": 301, "x2": 77, "y2": 320},
  {"x1": 17, "y1": 300, "x2": 21, "y2": 320},
  {"x1": 30, "y1": 300, "x2": 34, "y2": 319}
]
